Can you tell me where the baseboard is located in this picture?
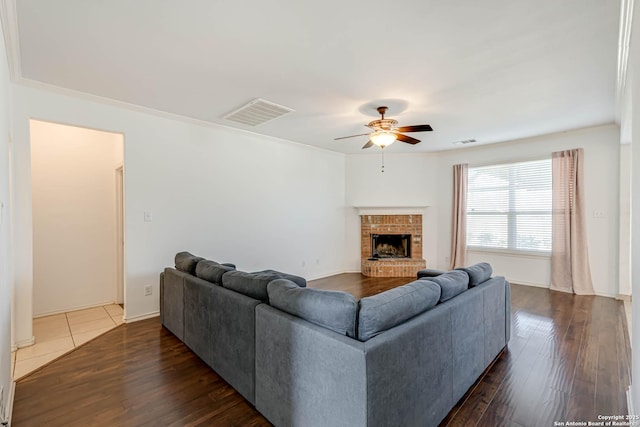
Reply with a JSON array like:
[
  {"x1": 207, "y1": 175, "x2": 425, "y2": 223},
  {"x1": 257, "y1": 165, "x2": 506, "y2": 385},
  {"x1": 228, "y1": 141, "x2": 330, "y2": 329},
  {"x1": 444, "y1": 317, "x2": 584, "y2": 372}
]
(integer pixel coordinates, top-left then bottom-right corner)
[
  {"x1": 617, "y1": 294, "x2": 632, "y2": 302},
  {"x1": 1, "y1": 380, "x2": 15, "y2": 426},
  {"x1": 510, "y1": 282, "x2": 619, "y2": 299},
  {"x1": 124, "y1": 311, "x2": 159, "y2": 323},
  {"x1": 14, "y1": 336, "x2": 34, "y2": 349},
  {"x1": 628, "y1": 386, "x2": 635, "y2": 415},
  {"x1": 33, "y1": 300, "x2": 117, "y2": 318},
  {"x1": 595, "y1": 291, "x2": 618, "y2": 299},
  {"x1": 509, "y1": 281, "x2": 548, "y2": 289}
]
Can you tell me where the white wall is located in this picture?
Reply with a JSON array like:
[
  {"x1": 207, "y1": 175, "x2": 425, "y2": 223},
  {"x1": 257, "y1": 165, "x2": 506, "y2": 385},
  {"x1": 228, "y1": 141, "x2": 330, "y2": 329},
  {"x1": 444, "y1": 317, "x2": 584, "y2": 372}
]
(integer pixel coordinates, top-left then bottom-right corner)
[
  {"x1": 619, "y1": 143, "x2": 631, "y2": 297},
  {"x1": 30, "y1": 120, "x2": 122, "y2": 316},
  {"x1": 345, "y1": 125, "x2": 621, "y2": 297},
  {"x1": 344, "y1": 153, "x2": 440, "y2": 270},
  {"x1": 0, "y1": 12, "x2": 13, "y2": 424},
  {"x1": 627, "y1": 0, "x2": 640, "y2": 415},
  {"x1": 11, "y1": 84, "x2": 347, "y2": 344}
]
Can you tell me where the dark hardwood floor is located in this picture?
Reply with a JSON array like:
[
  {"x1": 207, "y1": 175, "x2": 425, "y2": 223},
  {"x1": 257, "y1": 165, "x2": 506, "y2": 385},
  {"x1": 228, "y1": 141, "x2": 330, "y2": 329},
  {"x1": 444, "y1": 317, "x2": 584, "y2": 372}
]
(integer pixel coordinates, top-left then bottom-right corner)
[
  {"x1": 308, "y1": 273, "x2": 412, "y2": 299},
  {"x1": 13, "y1": 275, "x2": 631, "y2": 427}
]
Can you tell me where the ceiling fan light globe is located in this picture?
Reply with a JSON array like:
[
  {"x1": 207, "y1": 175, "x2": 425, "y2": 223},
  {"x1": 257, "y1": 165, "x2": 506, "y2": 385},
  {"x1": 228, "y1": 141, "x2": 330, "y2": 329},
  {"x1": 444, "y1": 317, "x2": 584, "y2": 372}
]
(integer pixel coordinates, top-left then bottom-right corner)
[{"x1": 370, "y1": 131, "x2": 397, "y2": 148}]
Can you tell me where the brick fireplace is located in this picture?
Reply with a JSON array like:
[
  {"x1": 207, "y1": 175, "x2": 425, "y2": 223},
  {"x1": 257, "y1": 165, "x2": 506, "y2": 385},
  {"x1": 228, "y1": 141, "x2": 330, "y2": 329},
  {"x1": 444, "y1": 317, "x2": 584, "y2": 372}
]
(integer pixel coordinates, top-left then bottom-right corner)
[{"x1": 361, "y1": 214, "x2": 427, "y2": 277}]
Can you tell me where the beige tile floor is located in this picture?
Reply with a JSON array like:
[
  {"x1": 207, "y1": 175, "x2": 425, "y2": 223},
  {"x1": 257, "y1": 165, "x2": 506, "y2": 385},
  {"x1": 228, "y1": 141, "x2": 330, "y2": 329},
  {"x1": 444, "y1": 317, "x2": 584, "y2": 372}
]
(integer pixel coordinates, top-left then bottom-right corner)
[{"x1": 11, "y1": 304, "x2": 124, "y2": 380}]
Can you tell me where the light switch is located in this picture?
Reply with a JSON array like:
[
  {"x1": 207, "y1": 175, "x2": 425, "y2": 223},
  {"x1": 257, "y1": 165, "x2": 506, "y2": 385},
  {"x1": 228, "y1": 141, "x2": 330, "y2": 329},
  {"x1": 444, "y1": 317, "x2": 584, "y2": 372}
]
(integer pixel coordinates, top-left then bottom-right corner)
[{"x1": 144, "y1": 211, "x2": 153, "y2": 222}]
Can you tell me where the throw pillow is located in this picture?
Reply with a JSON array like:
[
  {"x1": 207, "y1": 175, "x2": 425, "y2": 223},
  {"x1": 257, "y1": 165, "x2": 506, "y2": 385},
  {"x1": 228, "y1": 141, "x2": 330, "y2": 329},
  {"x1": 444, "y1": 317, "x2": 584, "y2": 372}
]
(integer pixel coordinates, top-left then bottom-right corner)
[
  {"x1": 267, "y1": 279, "x2": 357, "y2": 337},
  {"x1": 357, "y1": 280, "x2": 441, "y2": 341},
  {"x1": 455, "y1": 262, "x2": 493, "y2": 287},
  {"x1": 426, "y1": 270, "x2": 469, "y2": 302},
  {"x1": 222, "y1": 270, "x2": 282, "y2": 302},
  {"x1": 195, "y1": 260, "x2": 235, "y2": 284},
  {"x1": 174, "y1": 251, "x2": 204, "y2": 275}
]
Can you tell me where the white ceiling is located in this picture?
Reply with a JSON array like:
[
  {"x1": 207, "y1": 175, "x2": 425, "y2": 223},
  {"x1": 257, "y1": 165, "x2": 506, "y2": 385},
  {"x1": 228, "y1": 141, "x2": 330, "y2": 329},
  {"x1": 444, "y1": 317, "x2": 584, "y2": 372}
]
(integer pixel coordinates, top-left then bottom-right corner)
[{"x1": 14, "y1": 0, "x2": 620, "y2": 153}]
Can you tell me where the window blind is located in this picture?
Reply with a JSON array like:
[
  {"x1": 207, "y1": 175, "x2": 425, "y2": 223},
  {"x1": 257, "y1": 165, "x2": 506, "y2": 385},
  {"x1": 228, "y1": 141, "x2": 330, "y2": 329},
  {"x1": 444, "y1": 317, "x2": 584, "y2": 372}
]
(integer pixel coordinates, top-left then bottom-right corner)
[{"x1": 467, "y1": 158, "x2": 552, "y2": 253}]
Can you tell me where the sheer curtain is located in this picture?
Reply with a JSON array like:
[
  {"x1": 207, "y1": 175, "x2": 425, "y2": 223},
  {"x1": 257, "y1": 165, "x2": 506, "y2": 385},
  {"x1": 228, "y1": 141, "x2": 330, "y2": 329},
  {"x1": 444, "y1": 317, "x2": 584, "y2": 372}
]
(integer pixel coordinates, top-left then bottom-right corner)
[
  {"x1": 450, "y1": 163, "x2": 468, "y2": 269},
  {"x1": 550, "y1": 148, "x2": 594, "y2": 295}
]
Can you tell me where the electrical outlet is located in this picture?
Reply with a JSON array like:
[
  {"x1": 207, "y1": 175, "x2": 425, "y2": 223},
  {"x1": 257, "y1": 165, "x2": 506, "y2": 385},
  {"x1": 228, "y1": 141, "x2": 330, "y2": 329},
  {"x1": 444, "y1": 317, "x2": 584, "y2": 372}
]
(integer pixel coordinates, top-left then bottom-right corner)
[{"x1": 144, "y1": 285, "x2": 152, "y2": 296}]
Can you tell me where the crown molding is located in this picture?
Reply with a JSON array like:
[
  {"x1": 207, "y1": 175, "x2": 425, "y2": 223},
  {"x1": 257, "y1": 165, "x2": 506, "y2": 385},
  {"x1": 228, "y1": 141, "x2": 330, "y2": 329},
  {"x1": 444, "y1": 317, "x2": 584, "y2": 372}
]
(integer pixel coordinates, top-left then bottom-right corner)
[
  {"x1": 0, "y1": 0, "x2": 341, "y2": 157},
  {"x1": 0, "y1": 0, "x2": 21, "y2": 81},
  {"x1": 616, "y1": 0, "x2": 635, "y2": 122},
  {"x1": 15, "y1": 77, "x2": 345, "y2": 157}
]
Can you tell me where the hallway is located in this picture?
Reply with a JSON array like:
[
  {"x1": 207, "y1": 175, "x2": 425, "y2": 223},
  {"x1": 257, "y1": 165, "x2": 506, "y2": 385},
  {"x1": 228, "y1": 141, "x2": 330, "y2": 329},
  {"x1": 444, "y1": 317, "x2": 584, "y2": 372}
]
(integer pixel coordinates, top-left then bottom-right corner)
[{"x1": 12, "y1": 304, "x2": 123, "y2": 379}]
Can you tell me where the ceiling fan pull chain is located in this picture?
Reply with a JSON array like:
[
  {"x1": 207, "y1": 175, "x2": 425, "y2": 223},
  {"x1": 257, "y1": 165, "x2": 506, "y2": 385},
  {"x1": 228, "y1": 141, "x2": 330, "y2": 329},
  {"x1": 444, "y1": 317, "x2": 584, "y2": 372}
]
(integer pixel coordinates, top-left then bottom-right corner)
[{"x1": 381, "y1": 149, "x2": 385, "y2": 173}]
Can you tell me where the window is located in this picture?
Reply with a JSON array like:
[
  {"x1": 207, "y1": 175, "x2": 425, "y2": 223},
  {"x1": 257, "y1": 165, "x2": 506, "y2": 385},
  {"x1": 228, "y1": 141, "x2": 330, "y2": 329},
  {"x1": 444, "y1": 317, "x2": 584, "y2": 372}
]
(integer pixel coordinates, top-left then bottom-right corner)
[{"x1": 467, "y1": 158, "x2": 552, "y2": 254}]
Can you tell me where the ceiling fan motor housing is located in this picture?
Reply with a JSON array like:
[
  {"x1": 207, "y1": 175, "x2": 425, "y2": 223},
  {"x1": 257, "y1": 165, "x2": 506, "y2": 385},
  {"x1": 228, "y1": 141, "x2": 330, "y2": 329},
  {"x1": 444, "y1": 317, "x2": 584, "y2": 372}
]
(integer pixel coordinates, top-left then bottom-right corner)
[{"x1": 368, "y1": 118, "x2": 398, "y2": 131}]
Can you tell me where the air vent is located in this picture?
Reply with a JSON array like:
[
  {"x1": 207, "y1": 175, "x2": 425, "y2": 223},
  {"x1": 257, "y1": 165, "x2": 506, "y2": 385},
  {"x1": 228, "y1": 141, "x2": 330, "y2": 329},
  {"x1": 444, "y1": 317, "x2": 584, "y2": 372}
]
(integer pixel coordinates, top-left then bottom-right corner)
[
  {"x1": 453, "y1": 138, "x2": 477, "y2": 145},
  {"x1": 223, "y1": 98, "x2": 294, "y2": 126}
]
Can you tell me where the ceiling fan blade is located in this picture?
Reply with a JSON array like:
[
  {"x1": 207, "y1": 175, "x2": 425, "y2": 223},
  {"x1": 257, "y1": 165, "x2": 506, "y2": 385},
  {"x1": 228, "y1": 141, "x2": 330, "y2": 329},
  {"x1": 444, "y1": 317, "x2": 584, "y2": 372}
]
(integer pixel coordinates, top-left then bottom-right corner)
[
  {"x1": 362, "y1": 140, "x2": 374, "y2": 149},
  {"x1": 334, "y1": 133, "x2": 370, "y2": 141},
  {"x1": 395, "y1": 133, "x2": 421, "y2": 145},
  {"x1": 395, "y1": 124, "x2": 433, "y2": 133}
]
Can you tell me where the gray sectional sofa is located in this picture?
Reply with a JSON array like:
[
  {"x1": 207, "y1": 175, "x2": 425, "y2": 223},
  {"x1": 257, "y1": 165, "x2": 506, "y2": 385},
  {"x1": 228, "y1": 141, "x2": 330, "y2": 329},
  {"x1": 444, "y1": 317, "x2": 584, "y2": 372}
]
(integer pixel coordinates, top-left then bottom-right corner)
[{"x1": 160, "y1": 252, "x2": 511, "y2": 427}]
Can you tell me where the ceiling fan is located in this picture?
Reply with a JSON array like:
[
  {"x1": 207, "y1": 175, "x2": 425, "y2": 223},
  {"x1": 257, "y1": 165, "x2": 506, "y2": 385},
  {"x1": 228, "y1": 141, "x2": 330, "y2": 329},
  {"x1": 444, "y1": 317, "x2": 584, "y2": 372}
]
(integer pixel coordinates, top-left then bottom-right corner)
[{"x1": 334, "y1": 106, "x2": 433, "y2": 149}]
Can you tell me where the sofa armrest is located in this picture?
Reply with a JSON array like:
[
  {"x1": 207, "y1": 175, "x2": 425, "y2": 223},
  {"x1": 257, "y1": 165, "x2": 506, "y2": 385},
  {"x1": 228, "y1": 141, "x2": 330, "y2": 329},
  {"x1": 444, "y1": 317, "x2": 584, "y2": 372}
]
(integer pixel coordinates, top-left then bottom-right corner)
[
  {"x1": 159, "y1": 272, "x2": 165, "y2": 325},
  {"x1": 255, "y1": 304, "x2": 367, "y2": 427},
  {"x1": 161, "y1": 268, "x2": 191, "y2": 340},
  {"x1": 363, "y1": 305, "x2": 455, "y2": 426}
]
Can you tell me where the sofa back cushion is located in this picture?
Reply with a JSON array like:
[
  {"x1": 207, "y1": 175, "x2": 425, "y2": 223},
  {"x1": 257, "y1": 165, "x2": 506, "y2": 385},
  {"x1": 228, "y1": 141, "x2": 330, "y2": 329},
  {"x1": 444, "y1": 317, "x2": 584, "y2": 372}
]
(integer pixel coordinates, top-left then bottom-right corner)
[
  {"x1": 196, "y1": 260, "x2": 235, "y2": 284},
  {"x1": 455, "y1": 262, "x2": 493, "y2": 287},
  {"x1": 175, "y1": 251, "x2": 204, "y2": 275},
  {"x1": 424, "y1": 270, "x2": 469, "y2": 302},
  {"x1": 267, "y1": 279, "x2": 357, "y2": 338},
  {"x1": 357, "y1": 280, "x2": 441, "y2": 342},
  {"x1": 222, "y1": 270, "x2": 284, "y2": 302},
  {"x1": 253, "y1": 269, "x2": 307, "y2": 288}
]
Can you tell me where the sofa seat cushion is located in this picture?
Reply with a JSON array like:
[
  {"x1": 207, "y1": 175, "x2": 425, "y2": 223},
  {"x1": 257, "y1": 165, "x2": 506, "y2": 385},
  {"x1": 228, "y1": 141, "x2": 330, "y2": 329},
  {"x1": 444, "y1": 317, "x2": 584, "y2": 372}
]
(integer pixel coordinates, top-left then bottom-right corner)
[
  {"x1": 425, "y1": 270, "x2": 469, "y2": 302},
  {"x1": 196, "y1": 260, "x2": 235, "y2": 284},
  {"x1": 357, "y1": 280, "x2": 441, "y2": 342},
  {"x1": 222, "y1": 270, "x2": 284, "y2": 302},
  {"x1": 267, "y1": 279, "x2": 357, "y2": 337},
  {"x1": 253, "y1": 269, "x2": 307, "y2": 288},
  {"x1": 175, "y1": 251, "x2": 204, "y2": 275},
  {"x1": 455, "y1": 263, "x2": 493, "y2": 287}
]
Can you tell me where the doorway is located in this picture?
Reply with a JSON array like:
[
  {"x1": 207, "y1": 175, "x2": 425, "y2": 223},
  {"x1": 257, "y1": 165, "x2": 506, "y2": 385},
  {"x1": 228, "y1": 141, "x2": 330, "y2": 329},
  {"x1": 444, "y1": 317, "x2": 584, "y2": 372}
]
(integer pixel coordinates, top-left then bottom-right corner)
[
  {"x1": 14, "y1": 120, "x2": 126, "y2": 378},
  {"x1": 30, "y1": 120, "x2": 125, "y2": 316},
  {"x1": 115, "y1": 166, "x2": 124, "y2": 305}
]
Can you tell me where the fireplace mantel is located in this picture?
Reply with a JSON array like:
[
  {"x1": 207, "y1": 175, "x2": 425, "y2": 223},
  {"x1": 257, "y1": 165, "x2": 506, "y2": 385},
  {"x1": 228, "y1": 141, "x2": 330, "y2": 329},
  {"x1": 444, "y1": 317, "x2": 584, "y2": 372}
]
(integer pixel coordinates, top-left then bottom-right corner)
[{"x1": 353, "y1": 206, "x2": 429, "y2": 216}]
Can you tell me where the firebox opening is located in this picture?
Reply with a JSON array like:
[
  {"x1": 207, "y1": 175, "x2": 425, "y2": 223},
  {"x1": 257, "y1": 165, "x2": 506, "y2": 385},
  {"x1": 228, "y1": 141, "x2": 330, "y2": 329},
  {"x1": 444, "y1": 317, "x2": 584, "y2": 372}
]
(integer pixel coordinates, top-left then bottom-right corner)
[{"x1": 371, "y1": 234, "x2": 411, "y2": 259}]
